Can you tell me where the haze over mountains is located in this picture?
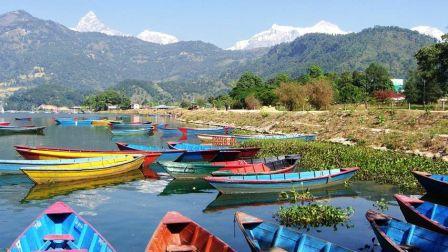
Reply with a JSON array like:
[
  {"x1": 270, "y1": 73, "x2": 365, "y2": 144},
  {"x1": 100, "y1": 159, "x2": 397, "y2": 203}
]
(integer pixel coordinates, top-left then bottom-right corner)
[{"x1": 0, "y1": 10, "x2": 442, "y2": 109}]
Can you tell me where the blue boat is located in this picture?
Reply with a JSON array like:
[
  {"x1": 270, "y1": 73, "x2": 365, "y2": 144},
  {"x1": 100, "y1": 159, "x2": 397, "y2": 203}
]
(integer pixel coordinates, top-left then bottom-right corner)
[
  {"x1": 412, "y1": 171, "x2": 448, "y2": 195},
  {"x1": 111, "y1": 122, "x2": 152, "y2": 130},
  {"x1": 110, "y1": 128, "x2": 152, "y2": 136},
  {"x1": 55, "y1": 118, "x2": 95, "y2": 126},
  {"x1": 0, "y1": 156, "x2": 126, "y2": 175},
  {"x1": 205, "y1": 167, "x2": 359, "y2": 194},
  {"x1": 235, "y1": 211, "x2": 353, "y2": 252},
  {"x1": 366, "y1": 210, "x2": 448, "y2": 252},
  {"x1": 167, "y1": 141, "x2": 260, "y2": 159},
  {"x1": 8, "y1": 201, "x2": 115, "y2": 252},
  {"x1": 395, "y1": 194, "x2": 448, "y2": 234},
  {"x1": 178, "y1": 126, "x2": 234, "y2": 135},
  {"x1": 116, "y1": 142, "x2": 184, "y2": 161}
]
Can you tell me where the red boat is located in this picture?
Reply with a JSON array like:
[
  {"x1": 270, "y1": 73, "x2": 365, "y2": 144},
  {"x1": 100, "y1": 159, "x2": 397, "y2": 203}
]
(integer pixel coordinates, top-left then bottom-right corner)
[
  {"x1": 0, "y1": 122, "x2": 10, "y2": 126},
  {"x1": 146, "y1": 211, "x2": 235, "y2": 252},
  {"x1": 395, "y1": 194, "x2": 448, "y2": 234},
  {"x1": 14, "y1": 145, "x2": 162, "y2": 178}
]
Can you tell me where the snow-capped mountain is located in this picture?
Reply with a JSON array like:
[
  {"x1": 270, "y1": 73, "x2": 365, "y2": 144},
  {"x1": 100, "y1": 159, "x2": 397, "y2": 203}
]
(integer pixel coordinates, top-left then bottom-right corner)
[
  {"x1": 73, "y1": 11, "x2": 126, "y2": 36},
  {"x1": 137, "y1": 30, "x2": 179, "y2": 44},
  {"x1": 411, "y1": 26, "x2": 444, "y2": 41},
  {"x1": 229, "y1": 21, "x2": 348, "y2": 50}
]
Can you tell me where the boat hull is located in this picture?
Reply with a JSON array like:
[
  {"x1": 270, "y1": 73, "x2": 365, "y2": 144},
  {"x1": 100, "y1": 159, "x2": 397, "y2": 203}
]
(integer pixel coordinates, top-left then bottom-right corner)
[
  {"x1": 0, "y1": 126, "x2": 45, "y2": 135},
  {"x1": 159, "y1": 161, "x2": 222, "y2": 179},
  {"x1": 205, "y1": 168, "x2": 358, "y2": 194},
  {"x1": 412, "y1": 171, "x2": 448, "y2": 195},
  {"x1": 115, "y1": 142, "x2": 185, "y2": 161},
  {"x1": 22, "y1": 156, "x2": 144, "y2": 184}
]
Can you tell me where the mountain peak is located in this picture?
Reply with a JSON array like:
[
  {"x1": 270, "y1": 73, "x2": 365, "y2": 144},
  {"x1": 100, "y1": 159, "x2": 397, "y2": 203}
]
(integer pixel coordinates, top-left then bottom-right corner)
[
  {"x1": 411, "y1": 26, "x2": 444, "y2": 41},
  {"x1": 0, "y1": 10, "x2": 36, "y2": 25},
  {"x1": 137, "y1": 29, "x2": 179, "y2": 44},
  {"x1": 229, "y1": 21, "x2": 348, "y2": 50},
  {"x1": 73, "y1": 11, "x2": 126, "y2": 36}
]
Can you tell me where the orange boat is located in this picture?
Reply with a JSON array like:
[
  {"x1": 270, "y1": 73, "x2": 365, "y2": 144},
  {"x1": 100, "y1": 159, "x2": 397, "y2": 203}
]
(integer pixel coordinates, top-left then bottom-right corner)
[{"x1": 146, "y1": 211, "x2": 235, "y2": 252}]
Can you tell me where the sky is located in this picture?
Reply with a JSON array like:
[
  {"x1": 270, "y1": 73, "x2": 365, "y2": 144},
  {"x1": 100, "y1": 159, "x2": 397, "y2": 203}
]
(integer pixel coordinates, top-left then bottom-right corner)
[{"x1": 0, "y1": 0, "x2": 447, "y2": 48}]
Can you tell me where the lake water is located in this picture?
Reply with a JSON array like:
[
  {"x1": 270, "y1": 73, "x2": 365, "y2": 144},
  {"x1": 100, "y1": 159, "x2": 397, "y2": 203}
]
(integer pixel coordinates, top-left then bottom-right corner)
[{"x1": 0, "y1": 112, "x2": 406, "y2": 251}]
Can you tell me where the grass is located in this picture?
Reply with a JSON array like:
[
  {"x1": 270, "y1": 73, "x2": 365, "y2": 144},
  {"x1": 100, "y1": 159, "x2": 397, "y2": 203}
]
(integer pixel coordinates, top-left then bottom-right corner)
[{"x1": 239, "y1": 139, "x2": 448, "y2": 192}]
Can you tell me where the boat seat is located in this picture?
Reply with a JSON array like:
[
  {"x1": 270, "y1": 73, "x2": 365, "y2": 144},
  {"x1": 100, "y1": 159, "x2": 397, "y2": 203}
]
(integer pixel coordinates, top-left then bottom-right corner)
[
  {"x1": 269, "y1": 248, "x2": 288, "y2": 252},
  {"x1": 166, "y1": 244, "x2": 198, "y2": 252},
  {"x1": 43, "y1": 234, "x2": 75, "y2": 241}
]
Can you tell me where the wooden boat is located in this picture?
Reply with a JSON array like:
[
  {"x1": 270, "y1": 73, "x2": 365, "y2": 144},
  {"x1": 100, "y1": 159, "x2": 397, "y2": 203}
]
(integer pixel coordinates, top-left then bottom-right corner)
[
  {"x1": 117, "y1": 142, "x2": 220, "y2": 162},
  {"x1": 8, "y1": 201, "x2": 115, "y2": 252},
  {"x1": 111, "y1": 122, "x2": 152, "y2": 129},
  {"x1": 15, "y1": 117, "x2": 32, "y2": 121},
  {"x1": 110, "y1": 128, "x2": 152, "y2": 135},
  {"x1": 55, "y1": 118, "x2": 95, "y2": 126},
  {"x1": 167, "y1": 141, "x2": 260, "y2": 158},
  {"x1": 0, "y1": 125, "x2": 45, "y2": 135},
  {"x1": 14, "y1": 145, "x2": 162, "y2": 167},
  {"x1": 197, "y1": 133, "x2": 317, "y2": 145},
  {"x1": 0, "y1": 155, "x2": 129, "y2": 175},
  {"x1": 24, "y1": 169, "x2": 144, "y2": 201},
  {"x1": 146, "y1": 211, "x2": 235, "y2": 252},
  {"x1": 178, "y1": 126, "x2": 234, "y2": 135},
  {"x1": 21, "y1": 155, "x2": 145, "y2": 184},
  {"x1": 412, "y1": 171, "x2": 448, "y2": 195},
  {"x1": 365, "y1": 210, "x2": 448, "y2": 252},
  {"x1": 159, "y1": 155, "x2": 300, "y2": 179},
  {"x1": 235, "y1": 211, "x2": 353, "y2": 252},
  {"x1": 0, "y1": 122, "x2": 10, "y2": 126},
  {"x1": 394, "y1": 194, "x2": 448, "y2": 234},
  {"x1": 91, "y1": 119, "x2": 116, "y2": 126},
  {"x1": 205, "y1": 167, "x2": 359, "y2": 194},
  {"x1": 116, "y1": 142, "x2": 186, "y2": 161}
]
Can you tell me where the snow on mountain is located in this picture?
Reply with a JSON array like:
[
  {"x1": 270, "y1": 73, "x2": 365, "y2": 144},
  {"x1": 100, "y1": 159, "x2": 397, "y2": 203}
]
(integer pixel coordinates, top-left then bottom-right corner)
[
  {"x1": 137, "y1": 30, "x2": 179, "y2": 44},
  {"x1": 73, "y1": 11, "x2": 126, "y2": 36},
  {"x1": 229, "y1": 21, "x2": 348, "y2": 50},
  {"x1": 411, "y1": 26, "x2": 444, "y2": 41}
]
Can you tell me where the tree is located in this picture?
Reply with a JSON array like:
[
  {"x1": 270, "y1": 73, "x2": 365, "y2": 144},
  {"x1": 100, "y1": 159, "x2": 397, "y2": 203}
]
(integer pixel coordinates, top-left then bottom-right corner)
[
  {"x1": 275, "y1": 82, "x2": 307, "y2": 111},
  {"x1": 305, "y1": 79, "x2": 334, "y2": 110},
  {"x1": 82, "y1": 90, "x2": 131, "y2": 111},
  {"x1": 308, "y1": 64, "x2": 324, "y2": 79},
  {"x1": 229, "y1": 72, "x2": 264, "y2": 108},
  {"x1": 364, "y1": 63, "x2": 393, "y2": 93},
  {"x1": 335, "y1": 72, "x2": 365, "y2": 103},
  {"x1": 244, "y1": 94, "x2": 261, "y2": 109}
]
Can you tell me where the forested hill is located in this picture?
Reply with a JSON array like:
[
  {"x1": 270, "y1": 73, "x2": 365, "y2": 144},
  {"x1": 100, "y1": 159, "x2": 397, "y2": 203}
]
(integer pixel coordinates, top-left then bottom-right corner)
[{"x1": 230, "y1": 26, "x2": 437, "y2": 79}]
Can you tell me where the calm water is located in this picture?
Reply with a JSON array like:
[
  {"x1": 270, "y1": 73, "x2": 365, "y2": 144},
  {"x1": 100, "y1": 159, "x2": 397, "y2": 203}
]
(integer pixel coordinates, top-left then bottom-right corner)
[{"x1": 0, "y1": 112, "x2": 406, "y2": 251}]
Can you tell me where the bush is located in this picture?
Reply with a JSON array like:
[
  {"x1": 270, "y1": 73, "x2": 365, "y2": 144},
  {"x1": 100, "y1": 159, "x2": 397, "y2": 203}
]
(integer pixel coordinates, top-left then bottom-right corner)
[
  {"x1": 244, "y1": 94, "x2": 261, "y2": 109},
  {"x1": 305, "y1": 79, "x2": 334, "y2": 109}
]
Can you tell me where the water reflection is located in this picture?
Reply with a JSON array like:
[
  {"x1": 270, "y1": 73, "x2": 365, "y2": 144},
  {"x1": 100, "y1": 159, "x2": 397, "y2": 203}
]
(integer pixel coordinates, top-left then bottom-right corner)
[
  {"x1": 23, "y1": 170, "x2": 144, "y2": 202},
  {"x1": 160, "y1": 178, "x2": 215, "y2": 195},
  {"x1": 204, "y1": 184, "x2": 358, "y2": 213}
]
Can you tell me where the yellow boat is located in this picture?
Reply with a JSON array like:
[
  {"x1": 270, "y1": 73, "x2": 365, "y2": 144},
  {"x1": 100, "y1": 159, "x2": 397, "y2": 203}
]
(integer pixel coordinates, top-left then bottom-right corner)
[
  {"x1": 21, "y1": 155, "x2": 144, "y2": 184},
  {"x1": 91, "y1": 119, "x2": 120, "y2": 126}
]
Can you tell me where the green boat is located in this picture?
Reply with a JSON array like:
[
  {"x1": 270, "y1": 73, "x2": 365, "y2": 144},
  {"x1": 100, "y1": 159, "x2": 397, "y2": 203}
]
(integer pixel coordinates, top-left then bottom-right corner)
[{"x1": 158, "y1": 161, "x2": 222, "y2": 179}]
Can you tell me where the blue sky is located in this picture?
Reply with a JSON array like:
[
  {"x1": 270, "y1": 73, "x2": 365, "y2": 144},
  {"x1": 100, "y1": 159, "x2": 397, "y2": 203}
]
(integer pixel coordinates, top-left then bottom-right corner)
[{"x1": 1, "y1": 0, "x2": 447, "y2": 48}]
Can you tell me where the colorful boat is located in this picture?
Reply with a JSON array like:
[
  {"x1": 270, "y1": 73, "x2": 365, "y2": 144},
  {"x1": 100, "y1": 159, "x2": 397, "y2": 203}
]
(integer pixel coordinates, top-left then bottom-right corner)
[
  {"x1": 197, "y1": 133, "x2": 317, "y2": 145},
  {"x1": 146, "y1": 211, "x2": 235, "y2": 252},
  {"x1": 15, "y1": 117, "x2": 32, "y2": 121},
  {"x1": 8, "y1": 201, "x2": 115, "y2": 252},
  {"x1": 0, "y1": 125, "x2": 45, "y2": 135},
  {"x1": 235, "y1": 211, "x2": 353, "y2": 252},
  {"x1": 178, "y1": 126, "x2": 234, "y2": 135},
  {"x1": 91, "y1": 119, "x2": 118, "y2": 126},
  {"x1": 55, "y1": 118, "x2": 95, "y2": 126},
  {"x1": 365, "y1": 210, "x2": 448, "y2": 252},
  {"x1": 205, "y1": 167, "x2": 359, "y2": 194},
  {"x1": 21, "y1": 155, "x2": 145, "y2": 184},
  {"x1": 110, "y1": 128, "x2": 152, "y2": 135},
  {"x1": 167, "y1": 142, "x2": 260, "y2": 158},
  {"x1": 111, "y1": 122, "x2": 152, "y2": 129},
  {"x1": 412, "y1": 171, "x2": 448, "y2": 195},
  {"x1": 115, "y1": 142, "x2": 186, "y2": 161},
  {"x1": 0, "y1": 155, "x2": 129, "y2": 175},
  {"x1": 0, "y1": 122, "x2": 10, "y2": 126},
  {"x1": 395, "y1": 194, "x2": 448, "y2": 234},
  {"x1": 117, "y1": 142, "x2": 219, "y2": 162},
  {"x1": 14, "y1": 145, "x2": 161, "y2": 167}
]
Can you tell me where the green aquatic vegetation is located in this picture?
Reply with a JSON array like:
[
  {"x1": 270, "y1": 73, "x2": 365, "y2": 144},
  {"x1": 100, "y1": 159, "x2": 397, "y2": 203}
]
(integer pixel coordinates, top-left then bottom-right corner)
[
  {"x1": 373, "y1": 198, "x2": 389, "y2": 211},
  {"x1": 275, "y1": 204, "x2": 354, "y2": 229},
  {"x1": 279, "y1": 189, "x2": 314, "y2": 203},
  {"x1": 239, "y1": 139, "x2": 447, "y2": 192}
]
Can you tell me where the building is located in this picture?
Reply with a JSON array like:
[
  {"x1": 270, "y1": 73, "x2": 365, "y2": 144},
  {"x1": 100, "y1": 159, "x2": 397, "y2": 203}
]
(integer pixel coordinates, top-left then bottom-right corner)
[
  {"x1": 107, "y1": 105, "x2": 118, "y2": 110},
  {"x1": 391, "y1": 79, "x2": 404, "y2": 93},
  {"x1": 132, "y1": 104, "x2": 141, "y2": 110}
]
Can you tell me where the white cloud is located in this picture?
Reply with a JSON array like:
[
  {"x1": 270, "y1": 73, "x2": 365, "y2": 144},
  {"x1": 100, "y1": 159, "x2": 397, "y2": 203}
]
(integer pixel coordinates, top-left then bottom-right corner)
[{"x1": 411, "y1": 26, "x2": 444, "y2": 41}]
